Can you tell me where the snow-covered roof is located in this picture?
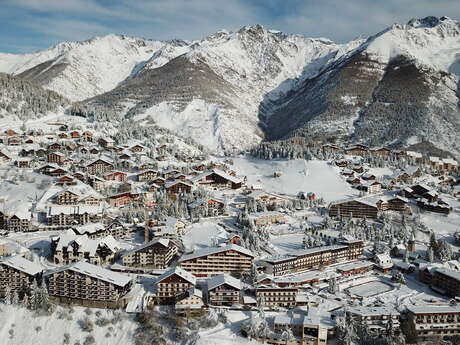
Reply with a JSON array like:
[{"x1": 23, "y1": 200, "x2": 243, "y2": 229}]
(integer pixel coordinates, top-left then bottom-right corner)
[
  {"x1": 72, "y1": 223, "x2": 105, "y2": 235},
  {"x1": 407, "y1": 305, "x2": 460, "y2": 315},
  {"x1": 121, "y1": 238, "x2": 172, "y2": 257},
  {"x1": 0, "y1": 255, "x2": 42, "y2": 276},
  {"x1": 53, "y1": 230, "x2": 120, "y2": 256},
  {"x1": 156, "y1": 266, "x2": 196, "y2": 285},
  {"x1": 347, "y1": 306, "x2": 400, "y2": 317},
  {"x1": 47, "y1": 261, "x2": 131, "y2": 287},
  {"x1": 178, "y1": 244, "x2": 254, "y2": 263},
  {"x1": 434, "y1": 267, "x2": 460, "y2": 282},
  {"x1": 207, "y1": 274, "x2": 241, "y2": 291}
]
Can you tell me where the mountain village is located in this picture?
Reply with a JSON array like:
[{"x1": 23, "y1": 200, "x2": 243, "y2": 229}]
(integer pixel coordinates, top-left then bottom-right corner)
[{"x1": 0, "y1": 113, "x2": 459, "y2": 345}]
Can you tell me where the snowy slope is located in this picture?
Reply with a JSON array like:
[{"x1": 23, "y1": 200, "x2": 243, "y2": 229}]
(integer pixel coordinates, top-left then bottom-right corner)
[
  {"x1": 232, "y1": 157, "x2": 358, "y2": 202},
  {"x1": 88, "y1": 25, "x2": 359, "y2": 153},
  {"x1": 267, "y1": 16, "x2": 460, "y2": 156},
  {"x1": 0, "y1": 35, "x2": 185, "y2": 101}
]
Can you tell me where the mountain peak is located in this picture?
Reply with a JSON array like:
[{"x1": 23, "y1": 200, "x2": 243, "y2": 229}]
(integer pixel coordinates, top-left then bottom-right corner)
[{"x1": 406, "y1": 16, "x2": 454, "y2": 28}]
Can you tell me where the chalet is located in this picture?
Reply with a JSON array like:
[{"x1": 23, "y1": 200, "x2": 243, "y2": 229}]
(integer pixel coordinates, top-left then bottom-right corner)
[
  {"x1": 329, "y1": 197, "x2": 379, "y2": 219},
  {"x1": 137, "y1": 169, "x2": 157, "y2": 182},
  {"x1": 371, "y1": 147, "x2": 392, "y2": 156},
  {"x1": 346, "y1": 176, "x2": 361, "y2": 185},
  {"x1": 360, "y1": 172, "x2": 376, "y2": 181},
  {"x1": 45, "y1": 261, "x2": 133, "y2": 308},
  {"x1": 50, "y1": 231, "x2": 120, "y2": 265},
  {"x1": 191, "y1": 169, "x2": 243, "y2": 189},
  {"x1": 89, "y1": 147, "x2": 99, "y2": 155},
  {"x1": 130, "y1": 144, "x2": 145, "y2": 153},
  {"x1": 175, "y1": 288, "x2": 205, "y2": 317},
  {"x1": 104, "y1": 171, "x2": 128, "y2": 182},
  {"x1": 72, "y1": 172, "x2": 86, "y2": 181},
  {"x1": 178, "y1": 244, "x2": 254, "y2": 277},
  {"x1": 406, "y1": 151, "x2": 423, "y2": 163},
  {"x1": 98, "y1": 137, "x2": 115, "y2": 148},
  {"x1": 118, "y1": 152, "x2": 132, "y2": 161},
  {"x1": 344, "y1": 145, "x2": 368, "y2": 156},
  {"x1": 152, "y1": 177, "x2": 166, "y2": 186},
  {"x1": 154, "y1": 267, "x2": 196, "y2": 303},
  {"x1": 358, "y1": 180, "x2": 382, "y2": 194},
  {"x1": 0, "y1": 255, "x2": 42, "y2": 298},
  {"x1": 7, "y1": 136, "x2": 21, "y2": 146},
  {"x1": 58, "y1": 132, "x2": 68, "y2": 139},
  {"x1": 55, "y1": 190, "x2": 80, "y2": 205},
  {"x1": 206, "y1": 274, "x2": 241, "y2": 306},
  {"x1": 14, "y1": 158, "x2": 31, "y2": 168},
  {"x1": 89, "y1": 175, "x2": 105, "y2": 192},
  {"x1": 188, "y1": 198, "x2": 225, "y2": 216},
  {"x1": 322, "y1": 144, "x2": 341, "y2": 152},
  {"x1": 442, "y1": 158, "x2": 458, "y2": 171},
  {"x1": 82, "y1": 131, "x2": 93, "y2": 141},
  {"x1": 108, "y1": 193, "x2": 133, "y2": 207},
  {"x1": 48, "y1": 142, "x2": 62, "y2": 151},
  {"x1": 86, "y1": 158, "x2": 114, "y2": 175},
  {"x1": 69, "y1": 130, "x2": 80, "y2": 139},
  {"x1": 121, "y1": 239, "x2": 178, "y2": 269},
  {"x1": 50, "y1": 167, "x2": 69, "y2": 177},
  {"x1": 248, "y1": 211, "x2": 286, "y2": 226},
  {"x1": 374, "y1": 253, "x2": 393, "y2": 273},
  {"x1": 5, "y1": 129, "x2": 18, "y2": 136},
  {"x1": 335, "y1": 159, "x2": 348, "y2": 167},
  {"x1": 247, "y1": 191, "x2": 287, "y2": 207},
  {"x1": 165, "y1": 180, "x2": 193, "y2": 194},
  {"x1": 37, "y1": 164, "x2": 58, "y2": 175},
  {"x1": 150, "y1": 217, "x2": 186, "y2": 241},
  {"x1": 163, "y1": 169, "x2": 181, "y2": 180},
  {"x1": 0, "y1": 150, "x2": 11, "y2": 163},
  {"x1": 417, "y1": 199, "x2": 451, "y2": 214}
]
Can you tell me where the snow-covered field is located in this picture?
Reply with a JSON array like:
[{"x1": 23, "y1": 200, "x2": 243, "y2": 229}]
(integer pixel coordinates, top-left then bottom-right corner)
[
  {"x1": 347, "y1": 281, "x2": 394, "y2": 297},
  {"x1": 232, "y1": 157, "x2": 358, "y2": 202},
  {"x1": 182, "y1": 221, "x2": 229, "y2": 251},
  {"x1": 0, "y1": 305, "x2": 137, "y2": 345}
]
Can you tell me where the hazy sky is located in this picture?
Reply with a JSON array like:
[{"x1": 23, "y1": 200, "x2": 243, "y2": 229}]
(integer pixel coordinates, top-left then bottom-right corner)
[{"x1": 1, "y1": 0, "x2": 459, "y2": 53}]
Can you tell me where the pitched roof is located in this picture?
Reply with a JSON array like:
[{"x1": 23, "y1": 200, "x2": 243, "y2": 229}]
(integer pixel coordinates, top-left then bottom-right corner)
[
  {"x1": 0, "y1": 255, "x2": 42, "y2": 276},
  {"x1": 207, "y1": 274, "x2": 241, "y2": 291},
  {"x1": 156, "y1": 266, "x2": 196, "y2": 285},
  {"x1": 178, "y1": 244, "x2": 254, "y2": 263},
  {"x1": 45, "y1": 261, "x2": 131, "y2": 287},
  {"x1": 121, "y1": 238, "x2": 172, "y2": 257}
]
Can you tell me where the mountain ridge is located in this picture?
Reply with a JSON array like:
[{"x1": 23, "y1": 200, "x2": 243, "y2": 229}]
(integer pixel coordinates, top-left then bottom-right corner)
[{"x1": 0, "y1": 17, "x2": 459, "y2": 156}]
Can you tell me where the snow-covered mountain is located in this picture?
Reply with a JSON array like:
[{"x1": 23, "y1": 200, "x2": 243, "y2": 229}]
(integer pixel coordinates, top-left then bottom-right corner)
[
  {"x1": 0, "y1": 72, "x2": 69, "y2": 122},
  {"x1": 267, "y1": 16, "x2": 460, "y2": 156},
  {"x1": 85, "y1": 25, "x2": 360, "y2": 152},
  {"x1": 0, "y1": 35, "x2": 187, "y2": 101},
  {"x1": 1, "y1": 16, "x2": 460, "y2": 155}
]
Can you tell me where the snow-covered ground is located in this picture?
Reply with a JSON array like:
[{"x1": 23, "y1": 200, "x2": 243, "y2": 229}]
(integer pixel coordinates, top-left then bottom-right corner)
[
  {"x1": 182, "y1": 221, "x2": 229, "y2": 251},
  {"x1": 232, "y1": 157, "x2": 358, "y2": 202},
  {"x1": 0, "y1": 305, "x2": 137, "y2": 345}
]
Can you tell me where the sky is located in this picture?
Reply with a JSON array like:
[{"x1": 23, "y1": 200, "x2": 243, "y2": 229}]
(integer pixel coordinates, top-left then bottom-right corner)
[{"x1": 1, "y1": 0, "x2": 459, "y2": 53}]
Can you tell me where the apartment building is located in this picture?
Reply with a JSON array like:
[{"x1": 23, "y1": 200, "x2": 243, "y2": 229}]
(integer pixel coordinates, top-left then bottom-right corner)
[
  {"x1": 261, "y1": 240, "x2": 364, "y2": 276},
  {"x1": 255, "y1": 285, "x2": 298, "y2": 308},
  {"x1": 406, "y1": 305, "x2": 460, "y2": 341},
  {"x1": 347, "y1": 306, "x2": 401, "y2": 336},
  {"x1": 178, "y1": 244, "x2": 254, "y2": 277},
  {"x1": 50, "y1": 231, "x2": 120, "y2": 265},
  {"x1": 0, "y1": 255, "x2": 42, "y2": 297},
  {"x1": 206, "y1": 274, "x2": 241, "y2": 306},
  {"x1": 154, "y1": 267, "x2": 196, "y2": 304},
  {"x1": 45, "y1": 261, "x2": 132, "y2": 308},
  {"x1": 431, "y1": 268, "x2": 460, "y2": 298},
  {"x1": 121, "y1": 239, "x2": 178, "y2": 269}
]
